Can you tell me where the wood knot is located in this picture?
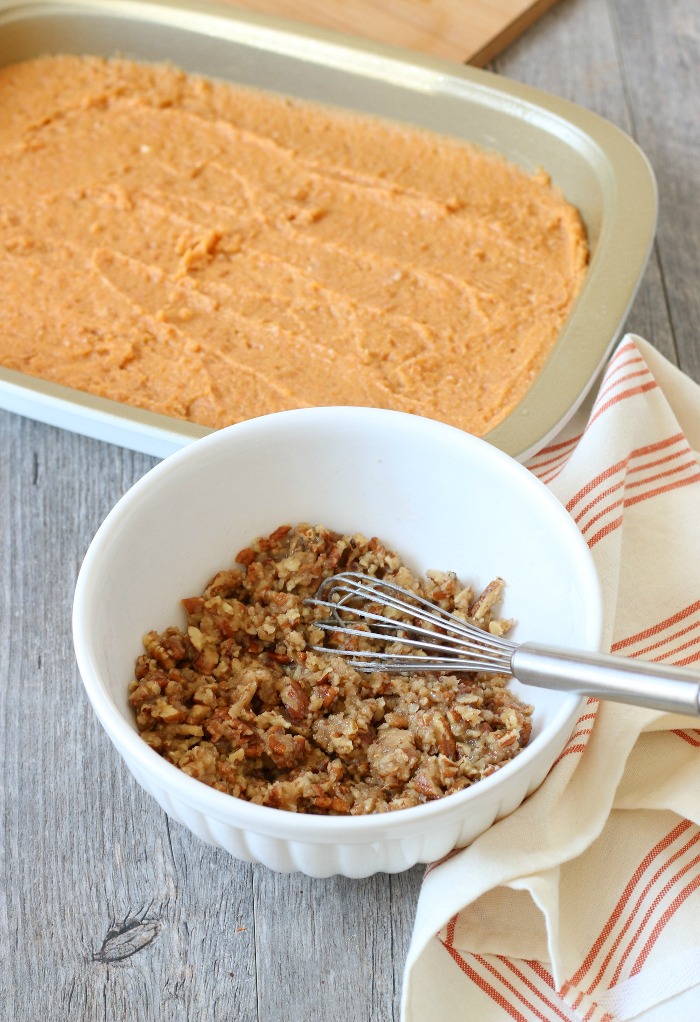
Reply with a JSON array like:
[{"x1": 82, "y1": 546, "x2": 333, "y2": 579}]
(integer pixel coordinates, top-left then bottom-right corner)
[{"x1": 92, "y1": 911, "x2": 160, "y2": 963}]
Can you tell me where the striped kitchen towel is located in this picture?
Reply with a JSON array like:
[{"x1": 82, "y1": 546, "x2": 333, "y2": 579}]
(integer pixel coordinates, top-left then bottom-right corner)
[{"x1": 402, "y1": 335, "x2": 700, "y2": 1022}]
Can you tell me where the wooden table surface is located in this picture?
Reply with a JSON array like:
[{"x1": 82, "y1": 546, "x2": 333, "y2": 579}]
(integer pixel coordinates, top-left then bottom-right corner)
[{"x1": 2, "y1": 1, "x2": 699, "y2": 1018}]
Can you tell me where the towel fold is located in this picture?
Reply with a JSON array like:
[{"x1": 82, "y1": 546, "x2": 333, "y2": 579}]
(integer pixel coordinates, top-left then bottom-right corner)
[{"x1": 402, "y1": 335, "x2": 700, "y2": 1022}]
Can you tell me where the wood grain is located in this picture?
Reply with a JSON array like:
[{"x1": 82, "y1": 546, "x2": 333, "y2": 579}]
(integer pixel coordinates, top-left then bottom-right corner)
[
  {"x1": 215, "y1": 0, "x2": 563, "y2": 65},
  {"x1": 2, "y1": 2, "x2": 698, "y2": 1019}
]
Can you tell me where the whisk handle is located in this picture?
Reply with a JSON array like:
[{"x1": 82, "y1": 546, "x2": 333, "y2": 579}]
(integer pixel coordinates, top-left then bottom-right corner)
[{"x1": 512, "y1": 643, "x2": 700, "y2": 716}]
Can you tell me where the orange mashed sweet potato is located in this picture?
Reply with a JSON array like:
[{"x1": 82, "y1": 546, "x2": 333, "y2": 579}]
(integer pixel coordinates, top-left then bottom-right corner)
[{"x1": 0, "y1": 55, "x2": 588, "y2": 435}]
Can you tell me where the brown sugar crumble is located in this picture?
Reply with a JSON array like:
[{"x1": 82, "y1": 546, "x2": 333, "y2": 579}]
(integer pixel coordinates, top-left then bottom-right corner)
[{"x1": 129, "y1": 523, "x2": 533, "y2": 814}]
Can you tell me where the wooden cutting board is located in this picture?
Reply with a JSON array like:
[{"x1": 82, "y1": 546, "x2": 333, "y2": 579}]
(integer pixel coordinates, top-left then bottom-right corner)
[{"x1": 218, "y1": 0, "x2": 560, "y2": 65}]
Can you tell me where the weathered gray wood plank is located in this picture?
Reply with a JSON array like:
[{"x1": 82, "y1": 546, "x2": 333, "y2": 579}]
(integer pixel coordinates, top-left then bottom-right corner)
[
  {"x1": 496, "y1": 0, "x2": 700, "y2": 380},
  {"x1": 2, "y1": 3, "x2": 698, "y2": 1021},
  {"x1": 611, "y1": 0, "x2": 700, "y2": 381}
]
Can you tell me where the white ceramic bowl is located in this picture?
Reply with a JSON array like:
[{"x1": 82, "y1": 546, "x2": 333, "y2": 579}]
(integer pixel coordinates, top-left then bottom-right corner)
[{"x1": 73, "y1": 407, "x2": 602, "y2": 877}]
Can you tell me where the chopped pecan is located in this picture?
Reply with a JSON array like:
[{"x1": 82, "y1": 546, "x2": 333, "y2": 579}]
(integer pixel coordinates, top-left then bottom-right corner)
[
  {"x1": 204, "y1": 709, "x2": 262, "y2": 757},
  {"x1": 367, "y1": 728, "x2": 419, "y2": 789},
  {"x1": 194, "y1": 645, "x2": 219, "y2": 675},
  {"x1": 181, "y1": 596, "x2": 205, "y2": 615},
  {"x1": 263, "y1": 725, "x2": 306, "y2": 769},
  {"x1": 469, "y1": 577, "x2": 505, "y2": 621},
  {"x1": 412, "y1": 770, "x2": 442, "y2": 801},
  {"x1": 311, "y1": 794, "x2": 351, "y2": 814},
  {"x1": 280, "y1": 678, "x2": 310, "y2": 721},
  {"x1": 311, "y1": 683, "x2": 339, "y2": 710},
  {"x1": 266, "y1": 651, "x2": 291, "y2": 664},
  {"x1": 269, "y1": 524, "x2": 292, "y2": 542}
]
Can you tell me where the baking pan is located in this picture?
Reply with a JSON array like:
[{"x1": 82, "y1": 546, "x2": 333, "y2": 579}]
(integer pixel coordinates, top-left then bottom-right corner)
[{"x1": 0, "y1": 0, "x2": 657, "y2": 460}]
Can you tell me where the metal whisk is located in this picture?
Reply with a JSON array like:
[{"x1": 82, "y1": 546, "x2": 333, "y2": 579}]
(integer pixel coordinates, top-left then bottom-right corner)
[{"x1": 305, "y1": 572, "x2": 700, "y2": 716}]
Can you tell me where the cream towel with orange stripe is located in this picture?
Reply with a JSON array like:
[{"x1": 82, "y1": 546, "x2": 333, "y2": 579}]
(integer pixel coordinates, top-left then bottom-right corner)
[{"x1": 402, "y1": 335, "x2": 700, "y2": 1022}]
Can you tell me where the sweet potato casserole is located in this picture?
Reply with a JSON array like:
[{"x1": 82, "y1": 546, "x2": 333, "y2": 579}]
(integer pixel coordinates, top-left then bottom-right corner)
[
  {"x1": 129, "y1": 524, "x2": 533, "y2": 814},
  {"x1": 0, "y1": 55, "x2": 587, "y2": 437}
]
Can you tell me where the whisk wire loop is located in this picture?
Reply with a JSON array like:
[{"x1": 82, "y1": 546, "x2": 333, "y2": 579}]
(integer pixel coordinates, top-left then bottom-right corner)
[
  {"x1": 302, "y1": 571, "x2": 700, "y2": 717},
  {"x1": 306, "y1": 571, "x2": 515, "y2": 673}
]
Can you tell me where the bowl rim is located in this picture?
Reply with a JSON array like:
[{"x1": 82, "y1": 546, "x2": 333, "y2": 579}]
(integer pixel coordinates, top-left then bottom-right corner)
[{"x1": 73, "y1": 406, "x2": 603, "y2": 839}]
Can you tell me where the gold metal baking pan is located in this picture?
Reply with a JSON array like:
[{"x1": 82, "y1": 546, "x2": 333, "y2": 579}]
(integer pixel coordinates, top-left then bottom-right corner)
[{"x1": 0, "y1": 0, "x2": 657, "y2": 460}]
